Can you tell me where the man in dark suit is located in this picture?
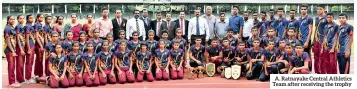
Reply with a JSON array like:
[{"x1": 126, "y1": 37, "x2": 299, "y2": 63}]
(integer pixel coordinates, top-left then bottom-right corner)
[
  {"x1": 112, "y1": 10, "x2": 127, "y2": 40},
  {"x1": 140, "y1": 8, "x2": 152, "y2": 37},
  {"x1": 151, "y1": 12, "x2": 167, "y2": 40},
  {"x1": 165, "y1": 13, "x2": 177, "y2": 40},
  {"x1": 174, "y1": 11, "x2": 189, "y2": 41}
]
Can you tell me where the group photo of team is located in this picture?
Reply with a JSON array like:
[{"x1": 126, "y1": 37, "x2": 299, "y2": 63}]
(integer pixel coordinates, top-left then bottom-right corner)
[{"x1": 2, "y1": 3, "x2": 354, "y2": 88}]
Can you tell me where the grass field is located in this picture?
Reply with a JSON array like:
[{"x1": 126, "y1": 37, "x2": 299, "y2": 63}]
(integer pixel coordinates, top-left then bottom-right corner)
[{"x1": 0, "y1": 20, "x2": 354, "y2": 56}]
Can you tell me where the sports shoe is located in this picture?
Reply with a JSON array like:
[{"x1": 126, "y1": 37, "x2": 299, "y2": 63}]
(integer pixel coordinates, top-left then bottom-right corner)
[
  {"x1": 9, "y1": 83, "x2": 21, "y2": 88},
  {"x1": 28, "y1": 78, "x2": 37, "y2": 84}
]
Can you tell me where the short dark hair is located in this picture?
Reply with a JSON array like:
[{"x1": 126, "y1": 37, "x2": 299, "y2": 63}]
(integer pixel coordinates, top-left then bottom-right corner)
[
  {"x1": 261, "y1": 11, "x2": 266, "y2": 15},
  {"x1": 156, "y1": 12, "x2": 162, "y2": 15},
  {"x1": 233, "y1": 6, "x2": 239, "y2": 9},
  {"x1": 316, "y1": 4, "x2": 325, "y2": 9},
  {"x1": 327, "y1": 12, "x2": 334, "y2": 17},
  {"x1": 269, "y1": 9, "x2": 275, "y2": 12},
  {"x1": 102, "y1": 7, "x2": 108, "y2": 12},
  {"x1": 300, "y1": 4, "x2": 309, "y2": 9},
  {"x1": 243, "y1": 11, "x2": 249, "y2": 13},
  {"x1": 339, "y1": 13, "x2": 348, "y2": 19},
  {"x1": 133, "y1": 10, "x2": 140, "y2": 14},
  {"x1": 290, "y1": 9, "x2": 296, "y2": 12},
  {"x1": 253, "y1": 11, "x2": 258, "y2": 14},
  {"x1": 219, "y1": 12, "x2": 225, "y2": 16},
  {"x1": 277, "y1": 8, "x2": 284, "y2": 11}
]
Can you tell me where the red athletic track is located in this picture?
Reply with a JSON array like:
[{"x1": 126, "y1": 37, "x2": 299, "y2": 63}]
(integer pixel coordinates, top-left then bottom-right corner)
[{"x1": 2, "y1": 56, "x2": 353, "y2": 88}]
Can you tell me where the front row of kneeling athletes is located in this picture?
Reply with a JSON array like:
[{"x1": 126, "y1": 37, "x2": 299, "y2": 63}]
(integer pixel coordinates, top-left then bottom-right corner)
[{"x1": 46, "y1": 33, "x2": 187, "y2": 88}]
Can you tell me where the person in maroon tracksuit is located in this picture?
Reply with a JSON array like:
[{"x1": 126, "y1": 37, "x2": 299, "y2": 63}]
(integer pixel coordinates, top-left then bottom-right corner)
[
  {"x1": 15, "y1": 14, "x2": 26, "y2": 85},
  {"x1": 321, "y1": 12, "x2": 339, "y2": 74},
  {"x1": 48, "y1": 43, "x2": 69, "y2": 88}
]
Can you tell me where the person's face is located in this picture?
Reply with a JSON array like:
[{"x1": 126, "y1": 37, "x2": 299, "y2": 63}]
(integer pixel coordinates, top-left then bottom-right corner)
[
  {"x1": 67, "y1": 32, "x2": 73, "y2": 40},
  {"x1": 339, "y1": 16, "x2": 347, "y2": 24},
  {"x1": 71, "y1": 15, "x2": 77, "y2": 22},
  {"x1": 228, "y1": 31, "x2": 233, "y2": 36},
  {"x1": 73, "y1": 43, "x2": 79, "y2": 50},
  {"x1": 38, "y1": 15, "x2": 44, "y2": 22},
  {"x1": 133, "y1": 33, "x2": 139, "y2": 39},
  {"x1": 279, "y1": 41, "x2": 286, "y2": 48},
  {"x1": 233, "y1": 7, "x2": 238, "y2": 15},
  {"x1": 195, "y1": 39, "x2": 202, "y2": 44},
  {"x1": 58, "y1": 17, "x2": 63, "y2": 24},
  {"x1": 317, "y1": 7, "x2": 324, "y2": 15},
  {"x1": 288, "y1": 30, "x2": 295, "y2": 36},
  {"x1": 223, "y1": 40, "x2": 229, "y2": 46},
  {"x1": 173, "y1": 43, "x2": 179, "y2": 49},
  {"x1": 148, "y1": 32, "x2": 154, "y2": 39},
  {"x1": 18, "y1": 16, "x2": 25, "y2": 24},
  {"x1": 220, "y1": 14, "x2": 225, "y2": 21},
  {"x1": 52, "y1": 34, "x2": 59, "y2": 41},
  {"x1": 159, "y1": 41, "x2": 165, "y2": 48},
  {"x1": 195, "y1": 10, "x2": 200, "y2": 17},
  {"x1": 107, "y1": 35, "x2": 113, "y2": 41},
  {"x1": 252, "y1": 29, "x2": 258, "y2": 35},
  {"x1": 94, "y1": 30, "x2": 100, "y2": 37},
  {"x1": 295, "y1": 46, "x2": 303, "y2": 54},
  {"x1": 102, "y1": 42, "x2": 109, "y2": 50},
  {"x1": 134, "y1": 11, "x2": 140, "y2": 19},
  {"x1": 261, "y1": 13, "x2": 266, "y2": 19},
  {"x1": 8, "y1": 16, "x2": 15, "y2": 25},
  {"x1": 120, "y1": 43, "x2": 126, "y2": 49},
  {"x1": 115, "y1": 11, "x2": 121, "y2": 18},
  {"x1": 269, "y1": 11, "x2": 274, "y2": 16},
  {"x1": 206, "y1": 8, "x2": 212, "y2": 15},
  {"x1": 119, "y1": 32, "x2": 125, "y2": 39},
  {"x1": 300, "y1": 7, "x2": 307, "y2": 14},
  {"x1": 238, "y1": 44, "x2": 245, "y2": 49},
  {"x1": 176, "y1": 30, "x2": 182, "y2": 37},
  {"x1": 268, "y1": 42, "x2": 275, "y2": 49},
  {"x1": 55, "y1": 45, "x2": 63, "y2": 53},
  {"x1": 141, "y1": 45, "x2": 147, "y2": 51},
  {"x1": 87, "y1": 44, "x2": 94, "y2": 50},
  {"x1": 162, "y1": 33, "x2": 168, "y2": 39},
  {"x1": 142, "y1": 11, "x2": 148, "y2": 17},
  {"x1": 28, "y1": 16, "x2": 35, "y2": 23},
  {"x1": 253, "y1": 41, "x2": 260, "y2": 47},
  {"x1": 211, "y1": 40, "x2": 218, "y2": 47},
  {"x1": 277, "y1": 10, "x2": 283, "y2": 17},
  {"x1": 253, "y1": 13, "x2": 258, "y2": 19},
  {"x1": 156, "y1": 14, "x2": 162, "y2": 20},
  {"x1": 243, "y1": 13, "x2": 249, "y2": 19},
  {"x1": 87, "y1": 15, "x2": 93, "y2": 21},
  {"x1": 285, "y1": 46, "x2": 292, "y2": 53},
  {"x1": 52, "y1": 17, "x2": 57, "y2": 23},
  {"x1": 102, "y1": 10, "x2": 109, "y2": 17},
  {"x1": 46, "y1": 17, "x2": 52, "y2": 24},
  {"x1": 80, "y1": 34, "x2": 86, "y2": 41},
  {"x1": 180, "y1": 12, "x2": 185, "y2": 19},
  {"x1": 268, "y1": 30, "x2": 274, "y2": 36},
  {"x1": 166, "y1": 14, "x2": 171, "y2": 21},
  {"x1": 290, "y1": 11, "x2": 295, "y2": 18},
  {"x1": 327, "y1": 15, "x2": 333, "y2": 23}
]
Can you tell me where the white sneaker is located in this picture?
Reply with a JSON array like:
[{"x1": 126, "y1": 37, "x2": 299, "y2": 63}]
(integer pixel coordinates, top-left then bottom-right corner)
[
  {"x1": 9, "y1": 83, "x2": 21, "y2": 88},
  {"x1": 21, "y1": 81, "x2": 29, "y2": 85},
  {"x1": 28, "y1": 78, "x2": 37, "y2": 84}
]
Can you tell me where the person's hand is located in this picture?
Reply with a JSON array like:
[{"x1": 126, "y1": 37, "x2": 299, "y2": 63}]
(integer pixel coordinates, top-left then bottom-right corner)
[
  {"x1": 51, "y1": 53, "x2": 57, "y2": 58},
  {"x1": 11, "y1": 52, "x2": 17, "y2": 57},
  {"x1": 177, "y1": 67, "x2": 181, "y2": 71},
  {"x1": 165, "y1": 68, "x2": 169, "y2": 73},
  {"x1": 237, "y1": 57, "x2": 242, "y2": 61},
  {"x1": 78, "y1": 73, "x2": 82, "y2": 78},
  {"x1": 27, "y1": 50, "x2": 32, "y2": 54},
  {"x1": 102, "y1": 72, "x2": 106, "y2": 78},
  {"x1": 21, "y1": 51, "x2": 26, "y2": 56},
  {"x1": 196, "y1": 60, "x2": 201, "y2": 64},
  {"x1": 156, "y1": 68, "x2": 160, "y2": 73},
  {"x1": 172, "y1": 67, "x2": 177, "y2": 71},
  {"x1": 68, "y1": 74, "x2": 73, "y2": 80},
  {"x1": 304, "y1": 42, "x2": 308, "y2": 48},
  {"x1": 60, "y1": 75, "x2": 65, "y2": 81},
  {"x1": 329, "y1": 49, "x2": 334, "y2": 53},
  {"x1": 55, "y1": 76, "x2": 60, "y2": 81},
  {"x1": 345, "y1": 51, "x2": 350, "y2": 58},
  {"x1": 90, "y1": 74, "x2": 94, "y2": 80}
]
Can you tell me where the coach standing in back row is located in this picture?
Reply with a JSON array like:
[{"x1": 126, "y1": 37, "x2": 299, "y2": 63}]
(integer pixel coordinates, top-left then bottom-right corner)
[
  {"x1": 188, "y1": 9, "x2": 209, "y2": 45},
  {"x1": 229, "y1": 6, "x2": 244, "y2": 39},
  {"x1": 95, "y1": 8, "x2": 113, "y2": 40}
]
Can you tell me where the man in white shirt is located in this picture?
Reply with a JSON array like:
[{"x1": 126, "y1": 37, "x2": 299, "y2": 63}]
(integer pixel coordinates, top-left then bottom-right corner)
[
  {"x1": 202, "y1": 6, "x2": 216, "y2": 39},
  {"x1": 126, "y1": 10, "x2": 146, "y2": 41},
  {"x1": 188, "y1": 9, "x2": 210, "y2": 45},
  {"x1": 242, "y1": 11, "x2": 254, "y2": 41}
]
